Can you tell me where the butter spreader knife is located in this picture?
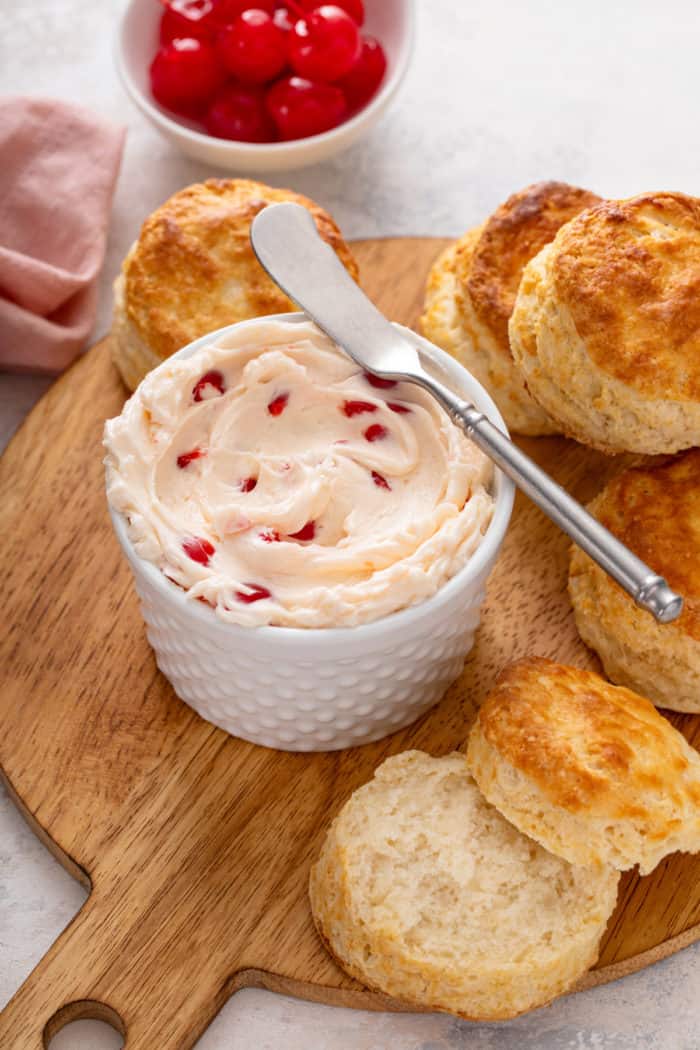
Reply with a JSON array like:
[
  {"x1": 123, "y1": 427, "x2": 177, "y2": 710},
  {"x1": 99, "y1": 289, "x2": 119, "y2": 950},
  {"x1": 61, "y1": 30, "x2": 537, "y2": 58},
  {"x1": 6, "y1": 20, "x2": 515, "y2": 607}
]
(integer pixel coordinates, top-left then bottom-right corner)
[{"x1": 251, "y1": 202, "x2": 682, "y2": 624}]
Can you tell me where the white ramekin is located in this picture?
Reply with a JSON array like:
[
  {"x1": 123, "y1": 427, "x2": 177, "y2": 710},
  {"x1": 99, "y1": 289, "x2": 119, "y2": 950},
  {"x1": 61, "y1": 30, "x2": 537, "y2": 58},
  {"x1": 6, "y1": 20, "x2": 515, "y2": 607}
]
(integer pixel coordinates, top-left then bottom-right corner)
[
  {"x1": 115, "y1": 0, "x2": 414, "y2": 172},
  {"x1": 108, "y1": 314, "x2": 514, "y2": 751}
]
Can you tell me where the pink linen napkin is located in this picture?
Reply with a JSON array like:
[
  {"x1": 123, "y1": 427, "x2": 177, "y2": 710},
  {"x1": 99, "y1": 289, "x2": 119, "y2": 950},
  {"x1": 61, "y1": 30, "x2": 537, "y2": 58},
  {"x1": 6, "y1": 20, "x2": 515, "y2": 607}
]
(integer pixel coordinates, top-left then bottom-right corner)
[{"x1": 0, "y1": 97, "x2": 125, "y2": 374}]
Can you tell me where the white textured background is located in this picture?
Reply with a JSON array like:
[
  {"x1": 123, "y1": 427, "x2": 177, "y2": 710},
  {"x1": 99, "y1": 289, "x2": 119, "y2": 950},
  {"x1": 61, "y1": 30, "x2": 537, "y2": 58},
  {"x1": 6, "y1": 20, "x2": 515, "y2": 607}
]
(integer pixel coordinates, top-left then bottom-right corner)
[{"x1": 2, "y1": 0, "x2": 700, "y2": 1046}]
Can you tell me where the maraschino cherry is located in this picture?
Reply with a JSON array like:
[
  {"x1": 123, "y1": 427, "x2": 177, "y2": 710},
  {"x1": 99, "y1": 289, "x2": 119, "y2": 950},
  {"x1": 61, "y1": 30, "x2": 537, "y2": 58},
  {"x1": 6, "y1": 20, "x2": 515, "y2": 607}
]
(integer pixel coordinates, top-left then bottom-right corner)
[
  {"x1": 212, "y1": 0, "x2": 275, "y2": 21},
  {"x1": 298, "y1": 0, "x2": 364, "y2": 25},
  {"x1": 205, "y1": 82, "x2": 276, "y2": 140},
  {"x1": 150, "y1": 38, "x2": 227, "y2": 116},
  {"x1": 217, "y1": 8, "x2": 288, "y2": 84},
  {"x1": 337, "y1": 34, "x2": 386, "y2": 111},
  {"x1": 273, "y1": 6, "x2": 295, "y2": 32},
  {"x1": 267, "y1": 75, "x2": 346, "y2": 139},
  {"x1": 288, "y1": 4, "x2": 362, "y2": 82},
  {"x1": 159, "y1": 0, "x2": 219, "y2": 43}
]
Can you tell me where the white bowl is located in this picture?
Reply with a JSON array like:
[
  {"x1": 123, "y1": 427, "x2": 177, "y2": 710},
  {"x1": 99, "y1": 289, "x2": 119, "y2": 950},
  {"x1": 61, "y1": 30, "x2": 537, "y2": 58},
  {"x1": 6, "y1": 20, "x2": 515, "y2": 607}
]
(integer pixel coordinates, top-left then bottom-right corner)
[
  {"x1": 108, "y1": 315, "x2": 514, "y2": 751},
  {"x1": 115, "y1": 0, "x2": 414, "y2": 172}
]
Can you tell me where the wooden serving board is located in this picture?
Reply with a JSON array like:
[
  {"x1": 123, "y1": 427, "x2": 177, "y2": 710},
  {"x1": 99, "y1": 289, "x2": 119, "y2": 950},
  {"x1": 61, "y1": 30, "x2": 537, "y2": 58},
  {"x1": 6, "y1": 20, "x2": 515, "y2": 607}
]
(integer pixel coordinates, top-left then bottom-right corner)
[{"x1": 2, "y1": 237, "x2": 700, "y2": 1048}]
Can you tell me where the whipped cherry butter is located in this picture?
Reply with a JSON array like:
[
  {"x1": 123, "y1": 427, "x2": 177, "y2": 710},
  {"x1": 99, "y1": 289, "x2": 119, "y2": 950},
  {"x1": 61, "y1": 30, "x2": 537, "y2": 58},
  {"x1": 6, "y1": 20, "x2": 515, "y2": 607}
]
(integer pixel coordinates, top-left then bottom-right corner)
[{"x1": 104, "y1": 319, "x2": 494, "y2": 628}]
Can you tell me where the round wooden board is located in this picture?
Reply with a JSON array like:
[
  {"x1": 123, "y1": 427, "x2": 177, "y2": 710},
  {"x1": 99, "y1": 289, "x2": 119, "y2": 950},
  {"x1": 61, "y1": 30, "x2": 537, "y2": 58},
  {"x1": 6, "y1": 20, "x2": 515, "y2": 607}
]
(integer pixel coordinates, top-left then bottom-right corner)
[{"x1": 2, "y1": 237, "x2": 700, "y2": 1048}]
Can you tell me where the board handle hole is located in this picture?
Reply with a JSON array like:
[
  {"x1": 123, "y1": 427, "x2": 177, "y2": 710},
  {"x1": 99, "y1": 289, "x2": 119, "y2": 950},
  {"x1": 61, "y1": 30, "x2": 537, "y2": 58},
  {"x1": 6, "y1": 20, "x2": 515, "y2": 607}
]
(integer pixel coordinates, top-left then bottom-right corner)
[{"x1": 44, "y1": 1002, "x2": 124, "y2": 1049}]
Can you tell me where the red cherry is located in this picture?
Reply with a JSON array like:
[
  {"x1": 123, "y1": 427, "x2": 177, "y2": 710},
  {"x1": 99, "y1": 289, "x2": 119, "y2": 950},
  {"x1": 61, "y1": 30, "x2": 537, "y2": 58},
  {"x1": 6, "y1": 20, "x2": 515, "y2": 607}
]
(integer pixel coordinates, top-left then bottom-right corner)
[
  {"x1": 217, "y1": 10, "x2": 287, "y2": 84},
  {"x1": 205, "y1": 82, "x2": 276, "y2": 141},
  {"x1": 363, "y1": 423, "x2": 388, "y2": 442},
  {"x1": 177, "y1": 447, "x2": 206, "y2": 468},
  {"x1": 336, "y1": 35, "x2": 386, "y2": 112},
  {"x1": 211, "y1": 0, "x2": 275, "y2": 23},
  {"x1": 260, "y1": 528, "x2": 281, "y2": 542},
  {"x1": 371, "y1": 470, "x2": 391, "y2": 490},
  {"x1": 150, "y1": 38, "x2": 227, "y2": 117},
  {"x1": 267, "y1": 392, "x2": 289, "y2": 415},
  {"x1": 298, "y1": 0, "x2": 364, "y2": 25},
  {"x1": 182, "y1": 536, "x2": 216, "y2": 564},
  {"x1": 342, "y1": 398, "x2": 377, "y2": 417},
  {"x1": 193, "y1": 370, "x2": 225, "y2": 401},
  {"x1": 159, "y1": 0, "x2": 218, "y2": 43},
  {"x1": 273, "y1": 6, "x2": 294, "y2": 31},
  {"x1": 266, "y1": 76, "x2": 346, "y2": 139},
  {"x1": 239, "y1": 476, "x2": 258, "y2": 492},
  {"x1": 236, "y1": 583, "x2": 272, "y2": 603},
  {"x1": 288, "y1": 520, "x2": 316, "y2": 541},
  {"x1": 288, "y1": 5, "x2": 361, "y2": 82},
  {"x1": 364, "y1": 371, "x2": 396, "y2": 389},
  {"x1": 387, "y1": 401, "x2": 411, "y2": 414}
]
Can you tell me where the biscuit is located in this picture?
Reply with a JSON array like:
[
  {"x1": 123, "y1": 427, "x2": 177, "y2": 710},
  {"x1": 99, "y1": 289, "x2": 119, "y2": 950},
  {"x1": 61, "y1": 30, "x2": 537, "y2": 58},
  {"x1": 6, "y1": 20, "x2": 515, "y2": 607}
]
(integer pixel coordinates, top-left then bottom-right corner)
[
  {"x1": 467, "y1": 658, "x2": 700, "y2": 874},
  {"x1": 111, "y1": 179, "x2": 359, "y2": 390},
  {"x1": 569, "y1": 450, "x2": 700, "y2": 712},
  {"x1": 420, "y1": 181, "x2": 600, "y2": 435},
  {"x1": 309, "y1": 750, "x2": 619, "y2": 1020},
  {"x1": 510, "y1": 192, "x2": 700, "y2": 453}
]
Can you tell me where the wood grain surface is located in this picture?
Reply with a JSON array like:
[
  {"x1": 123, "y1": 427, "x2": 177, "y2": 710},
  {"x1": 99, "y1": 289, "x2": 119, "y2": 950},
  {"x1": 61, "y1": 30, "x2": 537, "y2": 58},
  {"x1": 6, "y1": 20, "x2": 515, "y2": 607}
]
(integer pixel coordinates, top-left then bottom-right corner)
[{"x1": 1, "y1": 237, "x2": 699, "y2": 1048}]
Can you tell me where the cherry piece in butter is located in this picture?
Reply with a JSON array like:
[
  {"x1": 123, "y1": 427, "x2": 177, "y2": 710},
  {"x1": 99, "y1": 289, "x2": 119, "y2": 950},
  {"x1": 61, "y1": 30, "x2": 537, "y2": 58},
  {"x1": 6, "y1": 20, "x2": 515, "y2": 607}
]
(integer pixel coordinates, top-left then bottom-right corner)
[
  {"x1": 193, "y1": 370, "x2": 225, "y2": 402},
  {"x1": 235, "y1": 583, "x2": 272, "y2": 604},
  {"x1": 182, "y1": 536, "x2": 215, "y2": 565}
]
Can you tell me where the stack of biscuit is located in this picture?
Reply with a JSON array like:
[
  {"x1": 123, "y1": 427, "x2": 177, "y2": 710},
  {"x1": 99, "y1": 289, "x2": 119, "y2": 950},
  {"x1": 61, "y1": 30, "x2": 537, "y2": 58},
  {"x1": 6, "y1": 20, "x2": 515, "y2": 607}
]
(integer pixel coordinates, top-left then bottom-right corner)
[
  {"x1": 421, "y1": 181, "x2": 601, "y2": 435},
  {"x1": 310, "y1": 658, "x2": 700, "y2": 1020},
  {"x1": 423, "y1": 184, "x2": 700, "y2": 712},
  {"x1": 509, "y1": 192, "x2": 700, "y2": 455},
  {"x1": 422, "y1": 184, "x2": 700, "y2": 451}
]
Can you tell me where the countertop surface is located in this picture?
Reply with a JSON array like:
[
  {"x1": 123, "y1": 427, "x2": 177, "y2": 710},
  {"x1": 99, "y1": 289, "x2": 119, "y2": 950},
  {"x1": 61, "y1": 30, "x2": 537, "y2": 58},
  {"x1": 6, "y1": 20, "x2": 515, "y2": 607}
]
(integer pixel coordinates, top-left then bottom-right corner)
[{"x1": 2, "y1": 1, "x2": 700, "y2": 1046}]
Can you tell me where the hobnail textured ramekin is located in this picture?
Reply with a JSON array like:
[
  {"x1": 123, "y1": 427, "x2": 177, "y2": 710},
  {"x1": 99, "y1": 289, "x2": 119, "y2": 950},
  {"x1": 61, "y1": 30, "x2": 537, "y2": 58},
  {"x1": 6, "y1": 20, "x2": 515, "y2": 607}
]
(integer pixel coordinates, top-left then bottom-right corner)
[
  {"x1": 108, "y1": 315, "x2": 514, "y2": 751},
  {"x1": 116, "y1": 0, "x2": 414, "y2": 173}
]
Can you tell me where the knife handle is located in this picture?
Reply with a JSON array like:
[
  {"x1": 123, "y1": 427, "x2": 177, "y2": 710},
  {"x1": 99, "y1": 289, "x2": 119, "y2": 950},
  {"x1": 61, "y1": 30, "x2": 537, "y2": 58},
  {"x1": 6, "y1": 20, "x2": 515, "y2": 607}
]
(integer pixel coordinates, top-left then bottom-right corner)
[{"x1": 426, "y1": 380, "x2": 683, "y2": 625}]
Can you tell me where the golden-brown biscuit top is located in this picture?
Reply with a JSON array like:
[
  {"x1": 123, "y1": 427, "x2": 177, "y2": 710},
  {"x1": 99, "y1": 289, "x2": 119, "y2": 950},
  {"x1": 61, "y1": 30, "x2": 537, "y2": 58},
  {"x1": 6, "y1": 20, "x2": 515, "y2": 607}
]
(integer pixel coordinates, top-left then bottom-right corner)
[
  {"x1": 478, "y1": 657, "x2": 700, "y2": 817},
  {"x1": 552, "y1": 191, "x2": 700, "y2": 399},
  {"x1": 589, "y1": 449, "x2": 700, "y2": 641},
  {"x1": 122, "y1": 179, "x2": 359, "y2": 362},
  {"x1": 461, "y1": 181, "x2": 601, "y2": 354}
]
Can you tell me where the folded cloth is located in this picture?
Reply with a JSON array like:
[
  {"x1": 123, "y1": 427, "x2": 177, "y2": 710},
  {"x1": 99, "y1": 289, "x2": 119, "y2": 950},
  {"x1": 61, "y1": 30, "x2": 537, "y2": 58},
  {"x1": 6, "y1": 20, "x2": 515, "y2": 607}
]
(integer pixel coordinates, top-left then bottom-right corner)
[{"x1": 0, "y1": 97, "x2": 125, "y2": 374}]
